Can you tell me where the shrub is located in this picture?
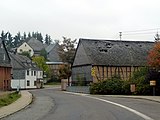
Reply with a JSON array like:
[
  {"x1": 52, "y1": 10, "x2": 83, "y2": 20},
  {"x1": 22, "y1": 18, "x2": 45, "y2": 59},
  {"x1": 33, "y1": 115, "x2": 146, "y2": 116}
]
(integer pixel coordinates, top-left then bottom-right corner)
[
  {"x1": 121, "y1": 80, "x2": 131, "y2": 95},
  {"x1": 130, "y1": 67, "x2": 152, "y2": 95},
  {"x1": 90, "y1": 76, "x2": 129, "y2": 95},
  {"x1": 47, "y1": 76, "x2": 61, "y2": 83}
]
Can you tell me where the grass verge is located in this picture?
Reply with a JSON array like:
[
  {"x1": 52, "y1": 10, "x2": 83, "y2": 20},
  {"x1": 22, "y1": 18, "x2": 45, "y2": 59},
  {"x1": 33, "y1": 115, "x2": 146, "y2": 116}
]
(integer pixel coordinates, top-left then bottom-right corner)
[{"x1": 0, "y1": 92, "x2": 21, "y2": 108}]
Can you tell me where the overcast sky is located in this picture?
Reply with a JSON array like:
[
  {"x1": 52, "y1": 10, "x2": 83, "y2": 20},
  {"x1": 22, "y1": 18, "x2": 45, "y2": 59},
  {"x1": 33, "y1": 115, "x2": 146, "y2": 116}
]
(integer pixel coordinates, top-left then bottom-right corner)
[{"x1": 0, "y1": 0, "x2": 160, "y2": 41}]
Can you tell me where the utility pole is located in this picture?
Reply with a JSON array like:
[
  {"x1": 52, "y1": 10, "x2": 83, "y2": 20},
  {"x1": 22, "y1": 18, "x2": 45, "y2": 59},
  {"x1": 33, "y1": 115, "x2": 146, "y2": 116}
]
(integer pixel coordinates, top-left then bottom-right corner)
[
  {"x1": 119, "y1": 32, "x2": 122, "y2": 40},
  {"x1": 155, "y1": 31, "x2": 160, "y2": 41}
]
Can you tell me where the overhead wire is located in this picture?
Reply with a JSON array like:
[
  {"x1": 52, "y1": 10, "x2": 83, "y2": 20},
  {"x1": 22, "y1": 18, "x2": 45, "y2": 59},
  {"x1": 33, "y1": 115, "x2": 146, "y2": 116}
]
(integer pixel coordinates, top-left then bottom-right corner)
[
  {"x1": 119, "y1": 28, "x2": 160, "y2": 39},
  {"x1": 122, "y1": 28, "x2": 160, "y2": 33}
]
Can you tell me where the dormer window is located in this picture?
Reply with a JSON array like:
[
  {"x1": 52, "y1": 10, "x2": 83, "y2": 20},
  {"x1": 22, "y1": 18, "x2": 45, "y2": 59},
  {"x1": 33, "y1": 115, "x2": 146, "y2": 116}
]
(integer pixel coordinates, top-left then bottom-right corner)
[
  {"x1": 1, "y1": 44, "x2": 3, "y2": 48},
  {"x1": 3, "y1": 54, "x2": 5, "y2": 61},
  {"x1": 105, "y1": 43, "x2": 112, "y2": 48},
  {"x1": 99, "y1": 49, "x2": 108, "y2": 53},
  {"x1": 125, "y1": 44, "x2": 129, "y2": 47}
]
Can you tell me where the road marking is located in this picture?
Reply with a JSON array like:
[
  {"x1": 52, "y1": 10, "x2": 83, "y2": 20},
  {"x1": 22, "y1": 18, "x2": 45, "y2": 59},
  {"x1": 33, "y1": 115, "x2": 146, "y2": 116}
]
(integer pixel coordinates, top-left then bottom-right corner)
[
  {"x1": 65, "y1": 92, "x2": 154, "y2": 120},
  {"x1": 86, "y1": 96, "x2": 154, "y2": 120}
]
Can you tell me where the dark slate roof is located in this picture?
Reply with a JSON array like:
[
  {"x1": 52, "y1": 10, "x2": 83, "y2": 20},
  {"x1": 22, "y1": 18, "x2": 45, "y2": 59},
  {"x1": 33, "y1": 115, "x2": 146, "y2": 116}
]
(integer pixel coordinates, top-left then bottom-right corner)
[
  {"x1": 26, "y1": 38, "x2": 46, "y2": 52},
  {"x1": 72, "y1": 39, "x2": 154, "y2": 67},
  {"x1": 10, "y1": 53, "x2": 41, "y2": 70},
  {"x1": 0, "y1": 39, "x2": 11, "y2": 67},
  {"x1": 45, "y1": 43, "x2": 62, "y2": 62},
  {"x1": 45, "y1": 44, "x2": 56, "y2": 53}
]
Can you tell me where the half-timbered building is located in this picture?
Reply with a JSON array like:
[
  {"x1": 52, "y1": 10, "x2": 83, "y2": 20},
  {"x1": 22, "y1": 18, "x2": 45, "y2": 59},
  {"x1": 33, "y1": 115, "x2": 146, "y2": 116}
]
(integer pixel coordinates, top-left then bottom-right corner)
[{"x1": 72, "y1": 39, "x2": 154, "y2": 84}]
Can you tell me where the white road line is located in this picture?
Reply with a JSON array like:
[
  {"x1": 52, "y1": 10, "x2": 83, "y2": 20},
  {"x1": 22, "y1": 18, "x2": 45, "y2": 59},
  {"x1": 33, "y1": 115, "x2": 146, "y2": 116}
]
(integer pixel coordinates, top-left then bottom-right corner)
[{"x1": 65, "y1": 92, "x2": 154, "y2": 120}]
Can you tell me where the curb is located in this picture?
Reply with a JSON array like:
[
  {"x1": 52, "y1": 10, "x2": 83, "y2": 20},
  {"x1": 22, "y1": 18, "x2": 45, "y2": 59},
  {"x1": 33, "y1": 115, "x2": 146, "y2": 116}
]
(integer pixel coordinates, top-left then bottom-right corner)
[
  {"x1": 64, "y1": 91, "x2": 160, "y2": 103},
  {"x1": 0, "y1": 91, "x2": 32, "y2": 119},
  {"x1": 92, "y1": 95, "x2": 160, "y2": 103},
  {"x1": 106, "y1": 95, "x2": 160, "y2": 103}
]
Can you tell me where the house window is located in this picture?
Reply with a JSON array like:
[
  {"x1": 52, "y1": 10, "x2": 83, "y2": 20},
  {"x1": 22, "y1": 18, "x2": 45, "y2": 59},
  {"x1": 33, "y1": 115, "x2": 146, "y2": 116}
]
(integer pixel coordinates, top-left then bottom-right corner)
[
  {"x1": 34, "y1": 71, "x2": 36, "y2": 76},
  {"x1": 27, "y1": 80, "x2": 30, "y2": 86},
  {"x1": 27, "y1": 70, "x2": 29, "y2": 75},
  {"x1": 4, "y1": 80, "x2": 6, "y2": 85},
  {"x1": 6, "y1": 80, "x2": 9, "y2": 89},
  {"x1": 34, "y1": 81, "x2": 36, "y2": 86},
  {"x1": 29, "y1": 49, "x2": 31, "y2": 52},
  {"x1": 25, "y1": 44, "x2": 26, "y2": 47},
  {"x1": 31, "y1": 71, "x2": 33, "y2": 76},
  {"x1": 20, "y1": 49, "x2": 23, "y2": 52}
]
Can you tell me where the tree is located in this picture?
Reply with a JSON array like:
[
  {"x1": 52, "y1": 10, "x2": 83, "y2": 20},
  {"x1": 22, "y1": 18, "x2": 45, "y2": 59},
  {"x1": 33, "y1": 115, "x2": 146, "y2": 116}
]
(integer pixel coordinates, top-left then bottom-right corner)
[
  {"x1": 32, "y1": 32, "x2": 36, "y2": 38},
  {"x1": 37, "y1": 32, "x2": 43, "y2": 43},
  {"x1": 0, "y1": 31, "x2": 8, "y2": 41},
  {"x1": 45, "y1": 34, "x2": 49, "y2": 45},
  {"x1": 0, "y1": 31, "x2": 8, "y2": 48},
  {"x1": 59, "y1": 64, "x2": 71, "y2": 79},
  {"x1": 44, "y1": 34, "x2": 52, "y2": 45},
  {"x1": 130, "y1": 67, "x2": 151, "y2": 95},
  {"x1": 28, "y1": 32, "x2": 31, "y2": 39},
  {"x1": 147, "y1": 41, "x2": 160, "y2": 69},
  {"x1": 48, "y1": 35, "x2": 52, "y2": 44},
  {"x1": 32, "y1": 56, "x2": 50, "y2": 78},
  {"x1": 59, "y1": 36, "x2": 77, "y2": 64},
  {"x1": 23, "y1": 32, "x2": 27, "y2": 40},
  {"x1": 40, "y1": 48, "x2": 47, "y2": 60},
  {"x1": 7, "y1": 32, "x2": 14, "y2": 50},
  {"x1": 58, "y1": 37, "x2": 77, "y2": 85},
  {"x1": 13, "y1": 35, "x2": 20, "y2": 47},
  {"x1": 20, "y1": 51, "x2": 31, "y2": 58}
]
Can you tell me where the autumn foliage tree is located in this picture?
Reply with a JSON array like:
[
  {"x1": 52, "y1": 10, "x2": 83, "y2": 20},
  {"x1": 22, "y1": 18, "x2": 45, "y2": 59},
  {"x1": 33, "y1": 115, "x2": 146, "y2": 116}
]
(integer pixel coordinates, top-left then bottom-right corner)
[
  {"x1": 58, "y1": 37, "x2": 77, "y2": 85},
  {"x1": 148, "y1": 41, "x2": 160, "y2": 68},
  {"x1": 59, "y1": 36, "x2": 77, "y2": 64}
]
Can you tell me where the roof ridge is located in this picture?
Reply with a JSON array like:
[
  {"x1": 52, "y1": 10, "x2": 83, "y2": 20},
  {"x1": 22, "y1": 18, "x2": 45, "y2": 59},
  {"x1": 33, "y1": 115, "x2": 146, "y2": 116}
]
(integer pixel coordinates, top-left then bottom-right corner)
[
  {"x1": 79, "y1": 38, "x2": 154, "y2": 43},
  {"x1": 45, "y1": 43, "x2": 56, "y2": 53}
]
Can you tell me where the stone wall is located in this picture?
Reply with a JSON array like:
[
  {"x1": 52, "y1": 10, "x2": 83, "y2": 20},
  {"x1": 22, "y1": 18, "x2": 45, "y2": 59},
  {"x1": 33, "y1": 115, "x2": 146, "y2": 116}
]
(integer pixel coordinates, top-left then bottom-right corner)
[{"x1": 66, "y1": 86, "x2": 90, "y2": 94}]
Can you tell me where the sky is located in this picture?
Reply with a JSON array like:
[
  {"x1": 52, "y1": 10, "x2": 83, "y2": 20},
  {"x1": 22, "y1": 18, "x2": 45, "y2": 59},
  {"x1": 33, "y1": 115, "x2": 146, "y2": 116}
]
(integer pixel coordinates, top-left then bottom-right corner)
[{"x1": 1, "y1": 0, "x2": 160, "y2": 41}]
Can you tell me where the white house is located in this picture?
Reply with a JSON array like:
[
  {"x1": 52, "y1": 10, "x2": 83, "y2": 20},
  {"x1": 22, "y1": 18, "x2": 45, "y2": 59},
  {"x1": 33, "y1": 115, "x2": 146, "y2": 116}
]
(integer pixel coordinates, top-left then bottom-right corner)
[
  {"x1": 17, "y1": 42, "x2": 34, "y2": 57},
  {"x1": 17, "y1": 38, "x2": 47, "y2": 57},
  {"x1": 10, "y1": 53, "x2": 43, "y2": 89}
]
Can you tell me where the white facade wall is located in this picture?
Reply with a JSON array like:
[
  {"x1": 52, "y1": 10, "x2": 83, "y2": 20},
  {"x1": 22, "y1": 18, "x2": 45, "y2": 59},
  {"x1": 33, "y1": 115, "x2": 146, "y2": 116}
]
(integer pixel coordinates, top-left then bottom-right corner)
[
  {"x1": 11, "y1": 69, "x2": 43, "y2": 89},
  {"x1": 17, "y1": 42, "x2": 34, "y2": 56},
  {"x1": 36, "y1": 71, "x2": 43, "y2": 79},
  {"x1": 25, "y1": 69, "x2": 37, "y2": 89},
  {"x1": 11, "y1": 79, "x2": 26, "y2": 89}
]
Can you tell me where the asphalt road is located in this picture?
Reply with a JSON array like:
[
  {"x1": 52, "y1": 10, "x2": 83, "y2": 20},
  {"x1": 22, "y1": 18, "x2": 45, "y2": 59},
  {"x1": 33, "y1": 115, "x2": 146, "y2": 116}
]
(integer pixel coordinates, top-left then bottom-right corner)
[{"x1": 3, "y1": 88, "x2": 160, "y2": 120}]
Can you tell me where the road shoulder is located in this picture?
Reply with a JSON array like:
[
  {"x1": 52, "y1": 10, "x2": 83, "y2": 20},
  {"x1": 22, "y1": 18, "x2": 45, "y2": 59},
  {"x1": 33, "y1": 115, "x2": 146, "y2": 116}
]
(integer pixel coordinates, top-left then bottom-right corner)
[{"x1": 0, "y1": 90, "x2": 32, "y2": 119}]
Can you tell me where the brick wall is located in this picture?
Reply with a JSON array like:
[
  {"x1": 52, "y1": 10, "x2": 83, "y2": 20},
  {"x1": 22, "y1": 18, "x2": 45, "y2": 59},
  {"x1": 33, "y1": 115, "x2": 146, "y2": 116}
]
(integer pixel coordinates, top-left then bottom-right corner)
[{"x1": 0, "y1": 67, "x2": 12, "y2": 91}]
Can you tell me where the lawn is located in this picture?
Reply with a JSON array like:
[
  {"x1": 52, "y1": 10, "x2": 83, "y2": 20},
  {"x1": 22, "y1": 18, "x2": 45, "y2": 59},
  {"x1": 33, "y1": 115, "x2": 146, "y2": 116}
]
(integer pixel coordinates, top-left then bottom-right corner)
[{"x1": 0, "y1": 92, "x2": 21, "y2": 108}]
